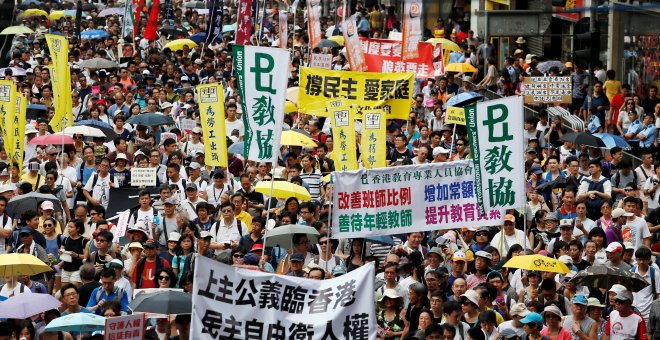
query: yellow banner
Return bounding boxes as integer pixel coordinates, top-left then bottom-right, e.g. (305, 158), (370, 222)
(445, 107), (466, 125)
(45, 34), (72, 132)
(197, 83), (228, 167)
(0, 81), (16, 158)
(360, 110), (387, 169)
(330, 106), (358, 171)
(10, 93), (26, 166)
(298, 67), (414, 120)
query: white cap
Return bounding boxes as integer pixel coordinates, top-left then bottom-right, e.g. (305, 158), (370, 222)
(168, 231), (181, 242)
(558, 255), (572, 265)
(432, 146), (450, 157)
(608, 284), (632, 301)
(605, 242), (623, 253)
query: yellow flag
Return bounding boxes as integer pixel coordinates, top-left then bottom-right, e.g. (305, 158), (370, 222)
(445, 107), (466, 125)
(11, 93), (26, 166)
(45, 34), (71, 131)
(0, 81), (16, 158)
(330, 106), (358, 171)
(197, 83), (228, 167)
(360, 109), (387, 169)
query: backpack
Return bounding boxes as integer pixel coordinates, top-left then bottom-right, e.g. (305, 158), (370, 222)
(631, 264), (656, 296)
(581, 177), (608, 219)
(135, 256), (165, 288)
(538, 291), (568, 316)
(209, 219), (244, 241)
(90, 173), (115, 188)
(613, 170), (637, 188)
(95, 286), (125, 304)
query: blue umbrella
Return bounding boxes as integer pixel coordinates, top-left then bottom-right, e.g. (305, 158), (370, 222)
(222, 24), (236, 33)
(81, 29), (109, 40)
(593, 133), (631, 150)
(227, 141), (244, 155)
(365, 235), (395, 246)
(443, 91), (484, 109)
(189, 32), (206, 43)
(45, 313), (106, 333)
(126, 113), (175, 126)
(74, 119), (117, 138)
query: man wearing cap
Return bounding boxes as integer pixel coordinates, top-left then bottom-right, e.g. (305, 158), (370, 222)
(287, 253), (305, 277)
(131, 241), (170, 289)
(497, 303), (529, 337)
(181, 127), (204, 159)
(605, 285), (647, 340)
(432, 146), (450, 163)
(563, 295), (598, 340)
(186, 162), (207, 192)
(491, 214), (529, 255)
(83, 158), (118, 209)
(180, 183), (206, 221)
(448, 251), (468, 288)
(472, 226), (492, 253)
(548, 219), (575, 254)
(128, 190), (163, 244)
(631, 246), (660, 328)
(621, 196), (652, 251)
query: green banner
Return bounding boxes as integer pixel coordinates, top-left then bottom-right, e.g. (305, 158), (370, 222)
(464, 104), (485, 215)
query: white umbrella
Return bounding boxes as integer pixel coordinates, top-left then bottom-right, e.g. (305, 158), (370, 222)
(0, 67), (26, 77)
(265, 224), (319, 249)
(63, 125), (106, 138)
(98, 7), (123, 17)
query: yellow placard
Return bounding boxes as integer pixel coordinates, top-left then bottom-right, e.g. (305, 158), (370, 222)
(445, 107), (466, 125)
(45, 34), (72, 132)
(360, 110), (387, 169)
(11, 93), (26, 166)
(0, 80), (16, 158)
(197, 83), (228, 167)
(298, 67), (414, 120)
(330, 106), (358, 171)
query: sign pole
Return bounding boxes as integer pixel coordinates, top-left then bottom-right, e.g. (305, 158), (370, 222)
(324, 178), (333, 273)
(261, 162), (278, 269)
(447, 124), (457, 159)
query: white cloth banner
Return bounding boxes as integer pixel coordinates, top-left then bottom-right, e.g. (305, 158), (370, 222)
(191, 256), (376, 340)
(234, 45), (288, 163)
(331, 161), (505, 238)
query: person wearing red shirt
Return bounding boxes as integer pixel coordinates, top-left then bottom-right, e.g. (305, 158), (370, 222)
(609, 84), (631, 131)
(604, 285), (648, 340)
(131, 241), (171, 289)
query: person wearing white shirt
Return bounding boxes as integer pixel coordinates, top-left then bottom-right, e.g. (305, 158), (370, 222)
(621, 197), (652, 251)
(180, 183), (206, 221)
(202, 171), (232, 208)
(180, 127), (205, 158)
(208, 201), (247, 255)
(643, 165), (660, 210)
(630, 247), (660, 326)
(490, 214), (530, 256)
(83, 158), (119, 210)
(186, 163), (207, 192)
(0, 197), (12, 254)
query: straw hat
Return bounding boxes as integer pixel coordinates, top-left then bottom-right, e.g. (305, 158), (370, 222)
(378, 288), (404, 309)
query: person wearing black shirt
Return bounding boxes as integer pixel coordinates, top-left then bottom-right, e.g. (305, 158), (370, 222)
(641, 85), (660, 114)
(387, 134), (413, 166)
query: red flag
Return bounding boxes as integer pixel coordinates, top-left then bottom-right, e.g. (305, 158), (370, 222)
(133, 0), (144, 37)
(235, 0), (252, 45)
(143, 0), (159, 41)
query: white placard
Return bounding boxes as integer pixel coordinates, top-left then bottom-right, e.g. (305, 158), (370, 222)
(160, 132), (177, 142)
(180, 118), (197, 132)
(310, 53), (333, 69)
(113, 210), (131, 240)
(130, 168), (157, 187)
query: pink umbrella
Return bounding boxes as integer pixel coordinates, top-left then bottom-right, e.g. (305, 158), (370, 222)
(28, 133), (74, 145)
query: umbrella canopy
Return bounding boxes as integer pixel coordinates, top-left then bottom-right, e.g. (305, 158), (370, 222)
(222, 24), (236, 33)
(28, 133), (74, 145)
(8, 192), (63, 218)
(570, 265), (648, 292)
(280, 130), (317, 147)
(161, 27), (189, 39)
(328, 35), (345, 46)
(189, 32), (206, 43)
(502, 254), (571, 274)
(285, 100), (297, 113)
(164, 39), (198, 51)
(81, 30), (110, 40)
(0, 253), (51, 277)
(559, 132), (606, 148)
(19, 9), (48, 18)
(129, 290), (192, 314)
(444, 92), (483, 108)
(254, 181), (311, 201)
(45, 313), (106, 333)
(81, 3), (96, 10)
(63, 125), (107, 138)
(365, 235), (395, 246)
(444, 62), (478, 74)
(0, 67), (26, 77)
(227, 141), (244, 155)
(425, 38), (460, 51)
(18, 0), (43, 9)
(48, 10), (65, 20)
(286, 87), (299, 105)
(27, 103), (48, 120)
(535, 176), (579, 196)
(74, 120), (117, 138)
(593, 133), (631, 149)
(537, 60), (566, 74)
(265, 224), (319, 249)
(79, 58), (118, 69)
(126, 113), (176, 127)
(316, 39), (340, 48)
(98, 7), (123, 17)
(0, 25), (34, 35)
(0, 292), (62, 318)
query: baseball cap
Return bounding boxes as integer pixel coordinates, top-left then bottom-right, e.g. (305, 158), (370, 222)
(559, 219), (573, 227)
(199, 231), (213, 239)
(611, 208), (633, 219)
(143, 241), (158, 248)
(188, 162), (201, 170)
(243, 253), (260, 265)
(526, 147), (538, 155)
(163, 197), (177, 205)
(180, 75), (190, 82)
(0, 184), (14, 193)
(510, 303), (530, 317)
(558, 255), (573, 265)
(571, 295), (588, 305)
(452, 251), (467, 262)
(605, 242), (623, 253)
(615, 289), (633, 301)
(587, 297), (605, 308)
(545, 212), (559, 221)
(608, 284), (628, 297)
(106, 258), (124, 269)
(185, 182), (198, 191)
(40, 201), (54, 210)
(475, 250), (492, 260)
(290, 253), (304, 262)
(332, 266), (347, 276)
(168, 232), (181, 242)
(519, 312), (543, 326)
(504, 214), (515, 223)
(432, 146), (450, 157)
(19, 227), (33, 235)
(128, 221), (149, 237)
(250, 243), (264, 252)
(542, 305), (563, 318)
(192, 126), (202, 134)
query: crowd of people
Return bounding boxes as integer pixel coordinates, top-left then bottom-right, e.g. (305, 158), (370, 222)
(0, 0), (658, 339)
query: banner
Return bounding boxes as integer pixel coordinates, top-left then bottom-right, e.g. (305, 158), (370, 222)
(306, 0), (322, 49)
(360, 110), (386, 169)
(74, 0), (82, 40)
(104, 313), (144, 340)
(278, 11), (287, 49)
(342, 15), (367, 72)
(143, 0), (160, 40)
(445, 107), (466, 125)
(0, 81), (15, 159)
(331, 161), (505, 238)
(465, 96), (526, 214)
(45, 34), (72, 132)
(402, 0), (422, 60)
(133, 0), (144, 37)
(330, 106), (358, 171)
(121, 0), (134, 38)
(235, 0), (253, 45)
(191, 256), (376, 340)
(11, 93), (26, 166)
(359, 37), (436, 78)
(130, 168), (157, 187)
(520, 76), (572, 104)
(234, 46), (288, 163)
(197, 83), (228, 167)
(310, 54), (332, 69)
(205, 0), (224, 45)
(298, 67), (414, 119)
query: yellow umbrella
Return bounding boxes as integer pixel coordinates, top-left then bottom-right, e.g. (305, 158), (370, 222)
(0, 253), (52, 277)
(254, 181), (311, 201)
(49, 10), (65, 20)
(0, 25), (34, 35)
(502, 254), (571, 274)
(444, 62), (478, 73)
(323, 173), (333, 183)
(285, 100), (297, 113)
(328, 35), (344, 46)
(426, 38), (460, 52)
(280, 130), (317, 147)
(286, 87), (299, 105)
(19, 9), (49, 19)
(163, 39), (198, 51)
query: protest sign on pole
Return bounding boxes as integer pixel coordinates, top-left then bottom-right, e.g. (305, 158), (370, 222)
(235, 0), (253, 45)
(359, 37), (435, 78)
(520, 76), (572, 104)
(11, 93), (26, 166)
(234, 46), (288, 163)
(331, 161), (505, 238)
(298, 67), (414, 119)
(330, 106), (358, 171)
(0, 81), (15, 159)
(204, 0), (223, 44)
(179, 118), (197, 133)
(45, 34), (72, 132)
(310, 54), (332, 69)
(402, 0), (422, 61)
(104, 313), (145, 340)
(130, 168), (157, 187)
(113, 210), (131, 239)
(360, 110), (387, 169)
(197, 83), (228, 167)
(465, 96), (526, 214)
(342, 14), (367, 72)
(445, 107), (466, 125)
(279, 10), (288, 49)
(191, 256), (376, 339)
(121, 0), (134, 38)
(307, 0), (322, 49)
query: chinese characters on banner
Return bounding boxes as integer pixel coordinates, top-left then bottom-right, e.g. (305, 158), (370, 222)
(331, 161), (505, 238)
(12, 93), (26, 166)
(204, 0), (224, 44)
(520, 76), (572, 104)
(197, 83), (228, 167)
(0, 81), (15, 162)
(235, 0), (253, 45)
(191, 257), (376, 340)
(307, 0), (322, 49)
(465, 96), (526, 214)
(359, 37), (437, 78)
(310, 54), (333, 69)
(330, 106), (358, 171)
(104, 313), (145, 340)
(360, 110), (386, 169)
(234, 46), (288, 163)
(402, 0), (422, 61)
(45, 34), (72, 132)
(444, 107), (466, 125)
(279, 11), (287, 49)
(121, 0), (134, 38)
(298, 67), (414, 120)
(342, 15), (367, 72)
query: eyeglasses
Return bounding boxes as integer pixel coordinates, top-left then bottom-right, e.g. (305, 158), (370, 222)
(44, 224), (54, 227)
(221, 209), (232, 213)
(63, 292), (77, 297)
(73, 136), (83, 139)
(456, 144), (465, 146)
(158, 276), (170, 281)
(48, 153), (57, 156)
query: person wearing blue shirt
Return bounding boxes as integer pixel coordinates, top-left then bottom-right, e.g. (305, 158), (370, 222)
(637, 114), (657, 149)
(87, 268), (129, 316)
(581, 81), (609, 130)
(60, 284), (93, 316)
(623, 110), (643, 146)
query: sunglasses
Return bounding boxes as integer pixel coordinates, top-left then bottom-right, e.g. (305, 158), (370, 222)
(158, 276), (170, 280)
(318, 240), (328, 245)
(44, 224), (54, 227)
(96, 239), (107, 242)
(73, 136), (84, 139)
(233, 254), (242, 258)
(222, 209), (232, 213)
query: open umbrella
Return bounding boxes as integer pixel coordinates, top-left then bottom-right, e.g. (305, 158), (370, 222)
(0, 292), (62, 318)
(0, 26), (34, 35)
(28, 133), (74, 145)
(63, 125), (107, 138)
(81, 3), (97, 10)
(189, 32), (206, 43)
(280, 130), (317, 147)
(74, 120), (117, 138)
(126, 113), (175, 127)
(286, 87), (299, 105)
(19, 9), (48, 18)
(98, 7), (123, 17)
(285, 100), (298, 113)
(222, 24), (236, 33)
(425, 38), (460, 52)
(8, 192), (63, 218)
(0, 67), (26, 77)
(443, 91), (483, 108)
(255, 181), (311, 201)
(161, 27), (189, 39)
(26, 103), (49, 120)
(129, 290), (191, 314)
(18, 0), (43, 9)
(0, 253), (51, 277)
(45, 313), (106, 333)
(559, 132), (606, 148)
(570, 265), (648, 292)
(502, 254), (571, 274)
(365, 235), (395, 246)
(79, 58), (118, 69)
(163, 39), (198, 51)
(48, 10), (65, 20)
(536, 60), (566, 74)
(316, 39), (340, 48)
(328, 35), (344, 46)
(593, 133), (631, 149)
(227, 141), (244, 155)
(81, 30), (110, 40)
(444, 62), (478, 74)
(265, 224), (319, 249)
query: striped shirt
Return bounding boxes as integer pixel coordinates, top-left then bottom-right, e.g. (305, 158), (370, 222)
(300, 168), (322, 200)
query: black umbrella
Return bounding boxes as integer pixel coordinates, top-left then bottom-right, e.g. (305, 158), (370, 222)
(559, 132), (606, 148)
(535, 176), (572, 195)
(126, 113), (176, 127)
(129, 290), (192, 315)
(160, 27), (188, 39)
(7, 193), (62, 218)
(316, 39), (340, 48)
(570, 265), (648, 292)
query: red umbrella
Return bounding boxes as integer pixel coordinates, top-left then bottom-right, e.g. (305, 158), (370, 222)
(28, 133), (74, 145)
